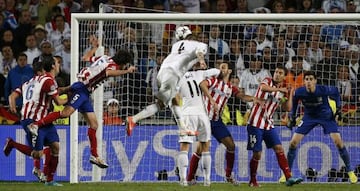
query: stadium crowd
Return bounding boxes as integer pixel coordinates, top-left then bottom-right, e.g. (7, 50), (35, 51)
(0, 0), (360, 125)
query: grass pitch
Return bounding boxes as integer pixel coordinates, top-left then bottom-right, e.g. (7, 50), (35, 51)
(0, 182), (359, 191)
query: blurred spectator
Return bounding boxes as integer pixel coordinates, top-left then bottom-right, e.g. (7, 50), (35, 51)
(23, 34), (41, 65)
(341, 25), (359, 46)
(103, 98), (124, 125)
(57, 0), (81, 23)
(289, 41), (311, 70)
(228, 38), (245, 78)
(32, 39), (53, 64)
(14, 9), (33, 52)
(33, 24), (47, 47)
(345, 0), (359, 12)
(26, 0), (51, 26)
(80, 0), (98, 13)
(284, 25), (300, 49)
(234, 0), (250, 13)
(47, 14), (71, 55)
(243, 39), (258, 67)
(4, 53), (33, 108)
(272, 34), (295, 64)
(171, 1), (186, 13)
(307, 34), (323, 66)
(214, 0), (228, 13)
(298, 0), (316, 13)
(171, 0), (209, 13)
(58, 33), (71, 75)
(270, 0), (285, 13)
(239, 56), (270, 111)
(337, 65), (352, 102)
(262, 46), (276, 73)
(116, 27), (139, 65)
(145, 52), (164, 103)
(0, 0), (18, 30)
(0, 29), (21, 56)
(44, 6), (69, 33)
(347, 44), (359, 80)
(285, 56), (305, 89)
(0, 44), (17, 77)
(139, 42), (157, 75)
(209, 25), (230, 60)
(253, 6), (271, 13)
(254, 25), (273, 54)
(322, 0), (346, 13)
(314, 43), (337, 86)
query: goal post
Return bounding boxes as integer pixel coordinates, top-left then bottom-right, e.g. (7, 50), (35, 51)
(70, 13), (360, 183)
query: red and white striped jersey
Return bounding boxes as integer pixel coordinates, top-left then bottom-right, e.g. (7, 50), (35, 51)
(15, 73), (59, 121)
(78, 55), (119, 89)
(248, 77), (286, 130)
(203, 77), (239, 121)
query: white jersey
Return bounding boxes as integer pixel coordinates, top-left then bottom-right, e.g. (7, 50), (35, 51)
(77, 55), (119, 88)
(239, 69), (271, 108)
(160, 40), (207, 78)
(178, 68), (220, 115)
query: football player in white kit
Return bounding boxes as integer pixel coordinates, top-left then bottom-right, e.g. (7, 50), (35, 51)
(27, 49), (136, 168)
(176, 62), (219, 186)
(126, 26), (208, 136)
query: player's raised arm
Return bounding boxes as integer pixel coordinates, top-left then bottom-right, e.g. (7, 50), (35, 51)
(106, 65), (136, 77)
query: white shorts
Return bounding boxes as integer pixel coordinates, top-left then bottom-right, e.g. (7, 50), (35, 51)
(156, 68), (180, 106)
(178, 113), (211, 143)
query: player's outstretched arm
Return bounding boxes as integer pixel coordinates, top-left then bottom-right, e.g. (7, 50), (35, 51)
(106, 66), (136, 77)
(82, 47), (97, 61)
(8, 91), (20, 113)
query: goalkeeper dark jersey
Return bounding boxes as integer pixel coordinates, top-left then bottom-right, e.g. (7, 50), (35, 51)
(291, 85), (340, 120)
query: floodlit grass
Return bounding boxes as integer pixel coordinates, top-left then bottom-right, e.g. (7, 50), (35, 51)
(0, 182), (359, 191)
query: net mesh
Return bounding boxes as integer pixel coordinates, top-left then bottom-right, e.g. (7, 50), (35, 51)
(74, 12), (360, 182)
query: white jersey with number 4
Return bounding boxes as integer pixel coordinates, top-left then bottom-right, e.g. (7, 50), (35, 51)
(160, 40), (207, 78)
(77, 55), (119, 88)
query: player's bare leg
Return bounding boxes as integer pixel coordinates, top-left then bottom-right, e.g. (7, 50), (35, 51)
(83, 112), (108, 168)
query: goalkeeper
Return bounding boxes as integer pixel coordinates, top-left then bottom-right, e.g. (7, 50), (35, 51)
(285, 70), (358, 184)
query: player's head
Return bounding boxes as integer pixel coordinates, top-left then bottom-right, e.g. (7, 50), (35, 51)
(218, 62), (231, 79)
(192, 61), (207, 70)
(43, 55), (60, 75)
(175, 26), (192, 40)
(304, 70), (317, 91)
(273, 64), (287, 83)
(42, 55), (55, 72)
(112, 49), (133, 69)
(33, 61), (44, 75)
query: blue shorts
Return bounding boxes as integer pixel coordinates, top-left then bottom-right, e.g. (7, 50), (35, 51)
(21, 119), (59, 151)
(246, 125), (281, 152)
(295, 118), (339, 135)
(211, 120), (232, 143)
(69, 82), (94, 113)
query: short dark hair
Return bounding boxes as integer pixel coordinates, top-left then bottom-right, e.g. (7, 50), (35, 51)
(304, 70), (317, 79)
(32, 61), (43, 73)
(275, 63), (287, 73)
(112, 49), (132, 66)
(42, 55), (55, 72)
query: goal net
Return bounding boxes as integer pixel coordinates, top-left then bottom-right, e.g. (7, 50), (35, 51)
(70, 12), (360, 183)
